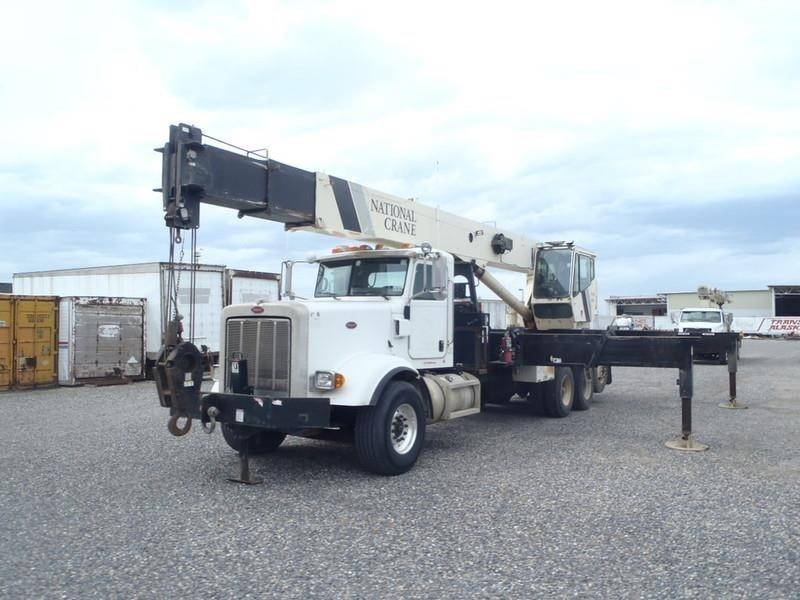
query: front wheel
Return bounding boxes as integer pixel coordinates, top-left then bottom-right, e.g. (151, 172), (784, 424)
(221, 424), (286, 455)
(543, 367), (574, 418)
(355, 381), (426, 475)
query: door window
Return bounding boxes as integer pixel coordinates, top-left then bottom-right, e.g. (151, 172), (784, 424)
(412, 260), (448, 300)
(577, 254), (594, 293)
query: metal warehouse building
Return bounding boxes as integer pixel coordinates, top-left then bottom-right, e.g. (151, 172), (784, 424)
(770, 285), (800, 316)
(608, 286), (800, 318)
(605, 285), (800, 334)
(664, 289), (772, 317)
(606, 295), (667, 316)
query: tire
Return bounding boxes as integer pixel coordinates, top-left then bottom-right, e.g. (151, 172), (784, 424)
(572, 367), (593, 411)
(221, 424), (286, 455)
(355, 381), (426, 475)
(543, 366), (574, 418)
(592, 366), (609, 393)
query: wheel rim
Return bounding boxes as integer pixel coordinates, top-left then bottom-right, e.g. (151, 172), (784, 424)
(390, 403), (418, 455)
(560, 377), (574, 409)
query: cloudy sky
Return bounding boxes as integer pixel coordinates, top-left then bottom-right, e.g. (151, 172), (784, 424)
(1, 1), (798, 306)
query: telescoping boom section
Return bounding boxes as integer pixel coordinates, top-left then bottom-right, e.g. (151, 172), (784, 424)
(159, 123), (534, 272)
(153, 123), (744, 482)
(158, 123), (599, 329)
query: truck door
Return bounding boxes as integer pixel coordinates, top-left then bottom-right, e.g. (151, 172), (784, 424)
(409, 257), (448, 359)
(571, 253), (595, 324)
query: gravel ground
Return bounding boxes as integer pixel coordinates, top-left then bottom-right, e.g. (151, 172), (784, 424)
(1, 339), (798, 598)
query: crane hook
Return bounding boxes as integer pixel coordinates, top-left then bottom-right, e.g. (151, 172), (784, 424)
(167, 414), (192, 436)
(202, 406), (220, 434)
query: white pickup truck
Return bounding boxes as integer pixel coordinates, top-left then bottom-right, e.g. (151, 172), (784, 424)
(676, 307), (730, 334)
(676, 307), (739, 362)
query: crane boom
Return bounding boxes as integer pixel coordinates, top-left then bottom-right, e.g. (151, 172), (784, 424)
(159, 123), (536, 273)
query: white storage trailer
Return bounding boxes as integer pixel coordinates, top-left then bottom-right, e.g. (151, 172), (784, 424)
(58, 296), (147, 385)
(13, 263), (280, 367)
(226, 269), (280, 305)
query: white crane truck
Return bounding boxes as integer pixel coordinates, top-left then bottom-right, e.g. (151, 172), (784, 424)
(154, 124), (741, 480)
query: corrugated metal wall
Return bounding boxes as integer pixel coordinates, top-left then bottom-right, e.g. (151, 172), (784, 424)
(58, 297), (146, 385)
(0, 296), (58, 390)
(0, 297), (12, 389)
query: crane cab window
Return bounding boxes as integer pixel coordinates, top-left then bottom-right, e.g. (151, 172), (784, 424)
(534, 249), (573, 299)
(575, 254), (595, 294)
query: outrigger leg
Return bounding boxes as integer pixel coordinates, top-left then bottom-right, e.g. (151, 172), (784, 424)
(719, 345), (747, 409)
(228, 436), (264, 485)
(666, 361), (710, 452)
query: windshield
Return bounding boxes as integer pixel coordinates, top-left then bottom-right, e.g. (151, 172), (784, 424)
(681, 310), (722, 323)
(534, 249), (573, 298)
(315, 257), (409, 297)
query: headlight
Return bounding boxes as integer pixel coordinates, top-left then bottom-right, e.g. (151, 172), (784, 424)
(314, 371), (345, 390)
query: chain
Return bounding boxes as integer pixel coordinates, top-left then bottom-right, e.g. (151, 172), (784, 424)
(174, 239), (185, 318)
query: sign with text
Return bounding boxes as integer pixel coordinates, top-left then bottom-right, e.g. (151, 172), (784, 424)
(758, 318), (800, 335)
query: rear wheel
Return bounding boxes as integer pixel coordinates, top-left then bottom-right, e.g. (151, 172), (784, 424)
(221, 424), (286, 455)
(543, 367), (574, 418)
(592, 366), (609, 393)
(572, 367), (593, 411)
(355, 381), (426, 475)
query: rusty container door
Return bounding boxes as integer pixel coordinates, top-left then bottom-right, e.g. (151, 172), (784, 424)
(0, 296), (12, 390)
(13, 296), (58, 388)
(71, 297), (146, 382)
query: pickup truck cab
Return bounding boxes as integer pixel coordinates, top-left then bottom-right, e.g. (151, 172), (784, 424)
(676, 308), (729, 334)
(676, 307), (739, 362)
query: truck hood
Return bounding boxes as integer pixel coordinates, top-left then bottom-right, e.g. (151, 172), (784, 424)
(222, 298), (402, 397)
(679, 321), (726, 331)
(302, 298), (398, 373)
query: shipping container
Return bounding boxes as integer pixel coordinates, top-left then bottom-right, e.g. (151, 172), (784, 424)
(0, 295), (58, 390)
(226, 269), (280, 305)
(0, 296), (12, 389)
(13, 263), (225, 364)
(58, 297), (147, 385)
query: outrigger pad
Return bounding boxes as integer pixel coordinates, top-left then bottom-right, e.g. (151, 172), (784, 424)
(665, 436), (709, 452)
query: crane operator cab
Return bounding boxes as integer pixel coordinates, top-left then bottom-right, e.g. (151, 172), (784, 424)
(528, 242), (597, 329)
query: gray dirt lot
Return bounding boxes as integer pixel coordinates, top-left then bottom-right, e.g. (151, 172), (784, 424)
(1, 339), (798, 598)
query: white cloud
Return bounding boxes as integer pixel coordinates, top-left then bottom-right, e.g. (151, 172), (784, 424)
(0, 0), (798, 298)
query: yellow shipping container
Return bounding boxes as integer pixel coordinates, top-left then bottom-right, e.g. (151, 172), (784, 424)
(0, 295), (58, 390)
(0, 297), (12, 389)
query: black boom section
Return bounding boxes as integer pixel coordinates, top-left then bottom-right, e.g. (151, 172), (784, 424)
(516, 331), (692, 369)
(158, 123), (316, 229)
(514, 330), (738, 370)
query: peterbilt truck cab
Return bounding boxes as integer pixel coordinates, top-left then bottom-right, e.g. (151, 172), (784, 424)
(218, 245), (457, 407)
(209, 244), (487, 475)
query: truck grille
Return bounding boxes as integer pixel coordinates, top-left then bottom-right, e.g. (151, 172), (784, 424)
(226, 318), (290, 395)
